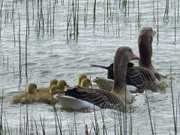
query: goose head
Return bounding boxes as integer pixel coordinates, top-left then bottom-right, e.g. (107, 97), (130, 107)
(80, 78), (92, 88)
(26, 83), (37, 94)
(138, 27), (155, 69)
(112, 47), (138, 103)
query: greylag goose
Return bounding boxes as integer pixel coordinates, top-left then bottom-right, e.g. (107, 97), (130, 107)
(92, 27), (164, 92)
(54, 47), (138, 111)
(138, 27), (164, 80)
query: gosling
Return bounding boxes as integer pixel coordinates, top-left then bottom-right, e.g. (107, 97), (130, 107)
(11, 83), (38, 104)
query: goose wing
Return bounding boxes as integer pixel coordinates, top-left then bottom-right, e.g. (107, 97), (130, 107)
(65, 87), (126, 111)
(127, 66), (158, 91)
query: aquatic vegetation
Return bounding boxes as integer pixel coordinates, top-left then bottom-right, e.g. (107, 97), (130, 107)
(0, 0), (180, 134)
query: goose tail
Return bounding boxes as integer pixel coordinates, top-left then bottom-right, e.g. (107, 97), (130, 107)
(90, 64), (109, 70)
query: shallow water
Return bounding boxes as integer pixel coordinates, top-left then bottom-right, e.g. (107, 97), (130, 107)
(1, 0), (180, 134)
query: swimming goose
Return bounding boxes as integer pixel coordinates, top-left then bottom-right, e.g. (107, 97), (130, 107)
(54, 47), (138, 111)
(138, 27), (163, 80)
(92, 27), (164, 92)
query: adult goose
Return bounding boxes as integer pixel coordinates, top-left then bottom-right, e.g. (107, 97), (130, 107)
(92, 27), (164, 92)
(54, 47), (138, 111)
(92, 27), (161, 80)
(138, 27), (162, 80)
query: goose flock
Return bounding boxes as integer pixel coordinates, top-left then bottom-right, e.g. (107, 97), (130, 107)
(11, 27), (167, 112)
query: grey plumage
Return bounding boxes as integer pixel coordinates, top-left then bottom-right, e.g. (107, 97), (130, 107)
(65, 87), (128, 111)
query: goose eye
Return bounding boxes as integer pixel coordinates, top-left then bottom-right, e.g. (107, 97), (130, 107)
(128, 48), (132, 53)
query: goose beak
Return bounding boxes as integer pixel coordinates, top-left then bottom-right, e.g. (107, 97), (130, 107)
(131, 53), (139, 60)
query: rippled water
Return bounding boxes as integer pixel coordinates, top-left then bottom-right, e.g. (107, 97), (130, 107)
(1, 0), (180, 134)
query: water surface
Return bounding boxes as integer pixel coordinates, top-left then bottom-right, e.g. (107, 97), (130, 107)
(0, 0), (180, 134)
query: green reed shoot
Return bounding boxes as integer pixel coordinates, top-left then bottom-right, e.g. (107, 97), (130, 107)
(122, 0), (127, 16)
(178, 0), (180, 21)
(18, 14), (22, 86)
(92, 108), (100, 135)
(145, 91), (155, 135)
(152, 0), (156, 22)
(100, 110), (108, 135)
(163, 0), (169, 23)
(53, 105), (63, 135)
(0, 90), (4, 135)
(156, 0), (159, 45)
(25, 0), (29, 82)
(137, 0), (140, 29)
(40, 116), (46, 135)
(174, 0), (177, 45)
(93, 0), (96, 32)
(0, 0), (4, 40)
(170, 65), (177, 135)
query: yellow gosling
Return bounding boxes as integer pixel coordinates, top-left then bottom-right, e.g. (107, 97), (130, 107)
(11, 83), (38, 104)
(37, 79), (58, 92)
(26, 83), (37, 94)
(80, 78), (92, 88)
(49, 84), (61, 95)
(50, 79), (58, 86)
(34, 81), (69, 105)
(57, 80), (69, 92)
(34, 85), (59, 105)
(93, 77), (113, 91)
(78, 74), (87, 86)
